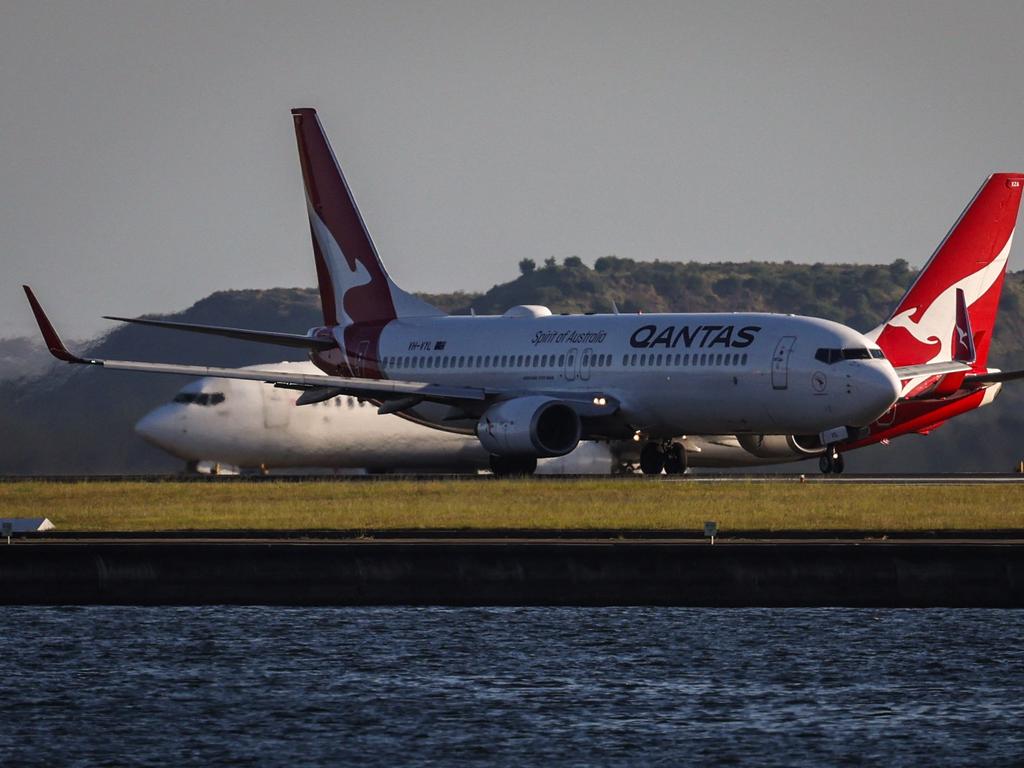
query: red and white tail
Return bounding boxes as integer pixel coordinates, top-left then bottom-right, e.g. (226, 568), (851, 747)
(291, 108), (443, 328)
(868, 173), (1024, 368)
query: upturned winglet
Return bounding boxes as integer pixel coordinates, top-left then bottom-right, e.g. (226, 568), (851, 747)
(22, 286), (93, 364)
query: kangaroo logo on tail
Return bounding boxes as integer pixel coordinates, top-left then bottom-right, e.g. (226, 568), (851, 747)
(868, 174), (1023, 368)
(292, 108), (444, 378)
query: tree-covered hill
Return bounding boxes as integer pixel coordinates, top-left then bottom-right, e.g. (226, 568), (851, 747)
(2, 259), (1023, 474)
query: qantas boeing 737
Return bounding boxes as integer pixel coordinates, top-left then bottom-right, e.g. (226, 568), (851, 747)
(23, 108), (1024, 476)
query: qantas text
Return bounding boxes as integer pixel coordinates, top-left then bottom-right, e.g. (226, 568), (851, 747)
(629, 324), (762, 349)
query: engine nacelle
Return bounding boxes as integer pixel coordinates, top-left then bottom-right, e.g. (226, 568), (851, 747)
(476, 396), (581, 458)
(736, 433), (825, 460)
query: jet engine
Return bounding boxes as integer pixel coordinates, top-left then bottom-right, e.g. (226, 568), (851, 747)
(476, 396), (581, 458)
(736, 433), (826, 460)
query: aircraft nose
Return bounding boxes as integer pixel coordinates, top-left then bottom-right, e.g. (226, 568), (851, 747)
(134, 404), (184, 452)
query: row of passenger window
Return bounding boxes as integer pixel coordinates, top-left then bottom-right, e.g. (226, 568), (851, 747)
(385, 352), (591, 371)
(382, 350), (748, 371)
(623, 352), (749, 367)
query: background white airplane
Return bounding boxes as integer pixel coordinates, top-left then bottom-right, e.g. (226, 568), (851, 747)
(133, 361), (614, 474)
(134, 362), (833, 475)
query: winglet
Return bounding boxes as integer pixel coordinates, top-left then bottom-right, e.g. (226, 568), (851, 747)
(22, 286), (91, 364)
(952, 287), (977, 364)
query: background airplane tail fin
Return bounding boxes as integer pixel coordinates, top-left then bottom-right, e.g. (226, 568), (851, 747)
(868, 173), (1024, 368)
(291, 108), (444, 328)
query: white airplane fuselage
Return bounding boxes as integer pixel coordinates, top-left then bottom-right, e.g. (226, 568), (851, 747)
(136, 362), (492, 472)
(329, 311), (899, 439)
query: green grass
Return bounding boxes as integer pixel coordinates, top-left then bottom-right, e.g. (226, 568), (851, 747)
(1, 479), (1022, 532)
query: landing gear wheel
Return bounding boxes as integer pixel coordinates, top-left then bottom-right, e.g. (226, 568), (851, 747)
(833, 453), (845, 475)
(663, 442), (687, 475)
(489, 455), (538, 478)
(819, 454), (834, 474)
(640, 442), (666, 475)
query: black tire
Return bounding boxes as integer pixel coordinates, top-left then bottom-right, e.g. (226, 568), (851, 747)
(640, 443), (666, 475)
(833, 453), (845, 475)
(818, 454), (833, 474)
(489, 455), (538, 477)
(663, 442), (687, 475)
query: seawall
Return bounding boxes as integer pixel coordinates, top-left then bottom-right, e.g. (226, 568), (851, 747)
(3, 535), (1023, 606)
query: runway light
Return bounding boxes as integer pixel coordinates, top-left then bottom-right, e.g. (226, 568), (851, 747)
(704, 521), (718, 545)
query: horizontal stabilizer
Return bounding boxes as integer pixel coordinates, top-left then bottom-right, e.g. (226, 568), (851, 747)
(103, 315), (336, 350)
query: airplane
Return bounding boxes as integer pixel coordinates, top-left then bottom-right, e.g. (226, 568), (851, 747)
(135, 361), (616, 475)
(134, 362), (817, 475)
(23, 108), (1022, 477)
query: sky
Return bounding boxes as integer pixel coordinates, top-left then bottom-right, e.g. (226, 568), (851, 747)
(3, 0), (1024, 339)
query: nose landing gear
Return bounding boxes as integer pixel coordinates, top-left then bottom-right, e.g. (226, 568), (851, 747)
(640, 441), (687, 475)
(818, 446), (845, 475)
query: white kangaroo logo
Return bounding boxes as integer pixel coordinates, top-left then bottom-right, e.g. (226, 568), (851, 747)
(867, 231), (1013, 364)
(308, 204), (373, 329)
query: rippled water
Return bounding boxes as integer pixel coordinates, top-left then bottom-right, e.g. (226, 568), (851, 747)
(1, 608), (1022, 766)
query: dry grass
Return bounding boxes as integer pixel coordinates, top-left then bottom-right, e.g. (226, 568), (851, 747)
(0, 479), (1021, 532)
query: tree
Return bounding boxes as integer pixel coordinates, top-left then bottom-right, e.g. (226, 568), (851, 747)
(544, 256), (557, 269)
(563, 255), (584, 269)
(518, 258), (536, 275)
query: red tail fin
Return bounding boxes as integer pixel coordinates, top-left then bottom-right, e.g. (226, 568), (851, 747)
(291, 108), (442, 328)
(869, 174), (1024, 367)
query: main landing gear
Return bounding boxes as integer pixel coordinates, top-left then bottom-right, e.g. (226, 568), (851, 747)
(818, 446), (845, 475)
(640, 441), (687, 475)
(489, 454), (538, 478)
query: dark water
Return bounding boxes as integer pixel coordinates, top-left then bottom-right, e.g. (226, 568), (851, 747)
(1, 608), (1022, 766)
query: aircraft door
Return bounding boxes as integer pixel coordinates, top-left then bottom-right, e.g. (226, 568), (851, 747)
(580, 348), (593, 381)
(261, 384), (291, 428)
(564, 348), (578, 380)
(771, 336), (796, 390)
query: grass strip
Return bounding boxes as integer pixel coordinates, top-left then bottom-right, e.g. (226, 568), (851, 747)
(0, 480), (1021, 532)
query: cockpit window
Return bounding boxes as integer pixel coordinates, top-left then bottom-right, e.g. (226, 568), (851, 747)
(173, 392), (224, 405)
(842, 348), (871, 360)
(814, 347), (881, 365)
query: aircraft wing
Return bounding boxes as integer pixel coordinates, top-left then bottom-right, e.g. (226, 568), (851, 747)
(102, 315), (336, 350)
(26, 287), (621, 417)
(963, 368), (1024, 385)
(892, 360), (972, 380)
(25, 286), (485, 407)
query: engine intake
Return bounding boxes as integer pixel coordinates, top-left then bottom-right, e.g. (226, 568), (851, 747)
(476, 396), (581, 458)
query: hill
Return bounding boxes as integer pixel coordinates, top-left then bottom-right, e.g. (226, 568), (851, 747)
(2, 259), (1022, 474)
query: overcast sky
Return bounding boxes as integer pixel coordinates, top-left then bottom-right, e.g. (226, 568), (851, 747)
(3, 1), (1024, 339)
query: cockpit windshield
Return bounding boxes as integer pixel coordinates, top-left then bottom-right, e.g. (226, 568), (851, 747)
(814, 347), (885, 365)
(173, 392), (225, 405)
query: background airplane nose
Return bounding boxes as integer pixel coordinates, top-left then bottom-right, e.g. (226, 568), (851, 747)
(134, 406), (180, 450)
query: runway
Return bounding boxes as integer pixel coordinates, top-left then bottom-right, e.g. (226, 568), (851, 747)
(3, 472), (1024, 484)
